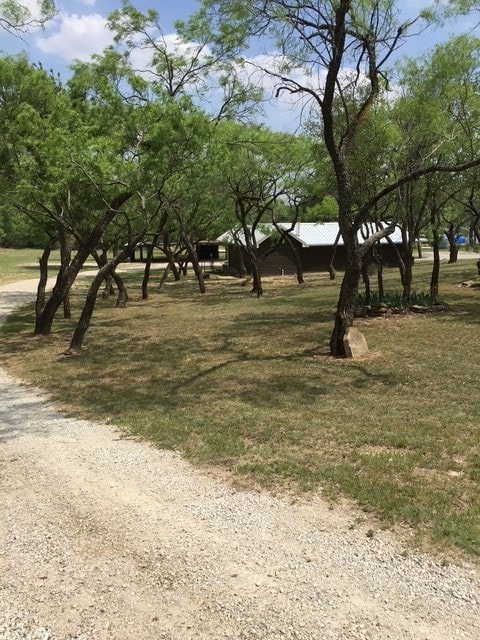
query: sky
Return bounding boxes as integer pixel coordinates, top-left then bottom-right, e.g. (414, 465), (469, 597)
(1, 1), (478, 131)
(1, 1), (200, 65)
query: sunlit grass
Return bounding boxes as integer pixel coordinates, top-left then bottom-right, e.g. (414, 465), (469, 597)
(1, 257), (480, 559)
(0, 248), (50, 285)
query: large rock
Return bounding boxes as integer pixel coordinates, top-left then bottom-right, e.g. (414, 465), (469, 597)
(343, 327), (369, 358)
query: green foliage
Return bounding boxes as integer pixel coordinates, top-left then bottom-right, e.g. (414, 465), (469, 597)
(355, 289), (438, 309)
(433, 0), (480, 20)
(0, 0), (56, 34)
(0, 207), (48, 248)
(303, 196), (338, 222)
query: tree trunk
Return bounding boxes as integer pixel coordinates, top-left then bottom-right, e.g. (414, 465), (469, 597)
(448, 244), (458, 264)
(183, 234), (206, 294)
(35, 240), (53, 320)
(430, 217), (441, 300)
(112, 271), (128, 308)
(103, 275), (115, 298)
(102, 250), (115, 299)
(396, 225), (415, 302)
(159, 263), (171, 289)
(445, 223), (458, 263)
(34, 192), (132, 336)
(361, 260), (371, 307)
(376, 256), (384, 301)
(66, 237), (142, 353)
(91, 249), (115, 298)
(142, 233), (160, 300)
(328, 232), (341, 280)
(329, 247), (362, 357)
(67, 271), (107, 353)
(162, 238), (181, 281)
(237, 244), (247, 277)
(58, 229), (75, 320)
(402, 252), (414, 302)
(286, 235), (304, 284)
(241, 225), (263, 297)
(250, 260), (263, 297)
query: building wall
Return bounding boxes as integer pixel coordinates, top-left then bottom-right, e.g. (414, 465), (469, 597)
(226, 238), (402, 275)
(259, 239), (298, 276)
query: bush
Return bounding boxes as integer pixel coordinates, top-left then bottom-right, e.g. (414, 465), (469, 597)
(356, 290), (437, 310)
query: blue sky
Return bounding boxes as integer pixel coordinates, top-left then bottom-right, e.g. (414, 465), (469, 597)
(1, 1), (200, 67)
(2, 1), (477, 71)
(1, 1), (478, 131)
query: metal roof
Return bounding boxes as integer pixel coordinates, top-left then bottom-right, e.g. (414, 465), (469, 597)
(216, 227), (271, 245)
(217, 222), (403, 247)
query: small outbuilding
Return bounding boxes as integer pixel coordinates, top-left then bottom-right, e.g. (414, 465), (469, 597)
(217, 222), (404, 276)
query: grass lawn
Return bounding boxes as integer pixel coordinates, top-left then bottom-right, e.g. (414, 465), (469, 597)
(0, 248), (51, 285)
(1, 256), (480, 559)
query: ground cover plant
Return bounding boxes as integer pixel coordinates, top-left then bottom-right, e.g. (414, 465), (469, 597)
(1, 258), (479, 559)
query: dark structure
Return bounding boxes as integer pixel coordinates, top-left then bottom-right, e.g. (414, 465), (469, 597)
(126, 240), (222, 264)
(217, 222), (403, 276)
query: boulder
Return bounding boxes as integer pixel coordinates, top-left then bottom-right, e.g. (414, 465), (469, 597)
(343, 327), (369, 359)
(410, 305), (429, 313)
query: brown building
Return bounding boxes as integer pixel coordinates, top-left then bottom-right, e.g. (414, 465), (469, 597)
(217, 222), (403, 276)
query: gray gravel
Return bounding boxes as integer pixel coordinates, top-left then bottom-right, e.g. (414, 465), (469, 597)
(1, 279), (479, 639)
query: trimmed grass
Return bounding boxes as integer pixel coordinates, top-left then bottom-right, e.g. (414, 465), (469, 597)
(0, 248), (49, 285)
(0, 248), (99, 286)
(1, 258), (480, 559)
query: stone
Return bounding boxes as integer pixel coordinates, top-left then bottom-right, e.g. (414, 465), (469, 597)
(354, 307), (368, 318)
(368, 304), (391, 317)
(410, 305), (429, 313)
(343, 327), (369, 358)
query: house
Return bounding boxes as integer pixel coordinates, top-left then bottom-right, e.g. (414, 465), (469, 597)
(216, 222), (404, 276)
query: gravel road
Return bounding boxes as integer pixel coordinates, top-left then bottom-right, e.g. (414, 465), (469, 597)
(1, 279), (479, 640)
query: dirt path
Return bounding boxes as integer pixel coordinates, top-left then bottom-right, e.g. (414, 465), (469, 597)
(1, 280), (479, 640)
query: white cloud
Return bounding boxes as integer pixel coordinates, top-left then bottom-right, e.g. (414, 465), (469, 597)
(36, 12), (114, 62)
(3, 0), (55, 32)
(18, 0), (44, 16)
(238, 53), (322, 131)
(128, 33), (211, 74)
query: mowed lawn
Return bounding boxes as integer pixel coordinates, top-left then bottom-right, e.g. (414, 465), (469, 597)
(0, 248), (50, 285)
(1, 256), (480, 559)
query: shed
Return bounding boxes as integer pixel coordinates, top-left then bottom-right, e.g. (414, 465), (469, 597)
(217, 222), (404, 276)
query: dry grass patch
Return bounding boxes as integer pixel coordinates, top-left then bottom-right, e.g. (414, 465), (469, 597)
(1, 261), (480, 559)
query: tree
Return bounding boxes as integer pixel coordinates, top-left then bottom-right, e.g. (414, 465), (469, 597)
(0, 0), (56, 35)
(394, 33), (480, 291)
(212, 121), (312, 296)
(193, 1), (480, 355)
(107, 0), (261, 121)
(0, 54), (139, 334)
(434, 0), (480, 19)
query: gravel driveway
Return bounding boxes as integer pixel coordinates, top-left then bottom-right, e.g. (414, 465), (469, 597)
(0, 279), (479, 640)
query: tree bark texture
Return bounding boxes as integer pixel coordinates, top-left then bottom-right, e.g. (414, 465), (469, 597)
(59, 228), (75, 320)
(35, 241), (53, 320)
(34, 192), (132, 336)
(430, 223), (441, 299)
(113, 272), (128, 308)
(329, 234), (362, 357)
(142, 233), (160, 300)
(183, 234), (206, 294)
(67, 235), (142, 352)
